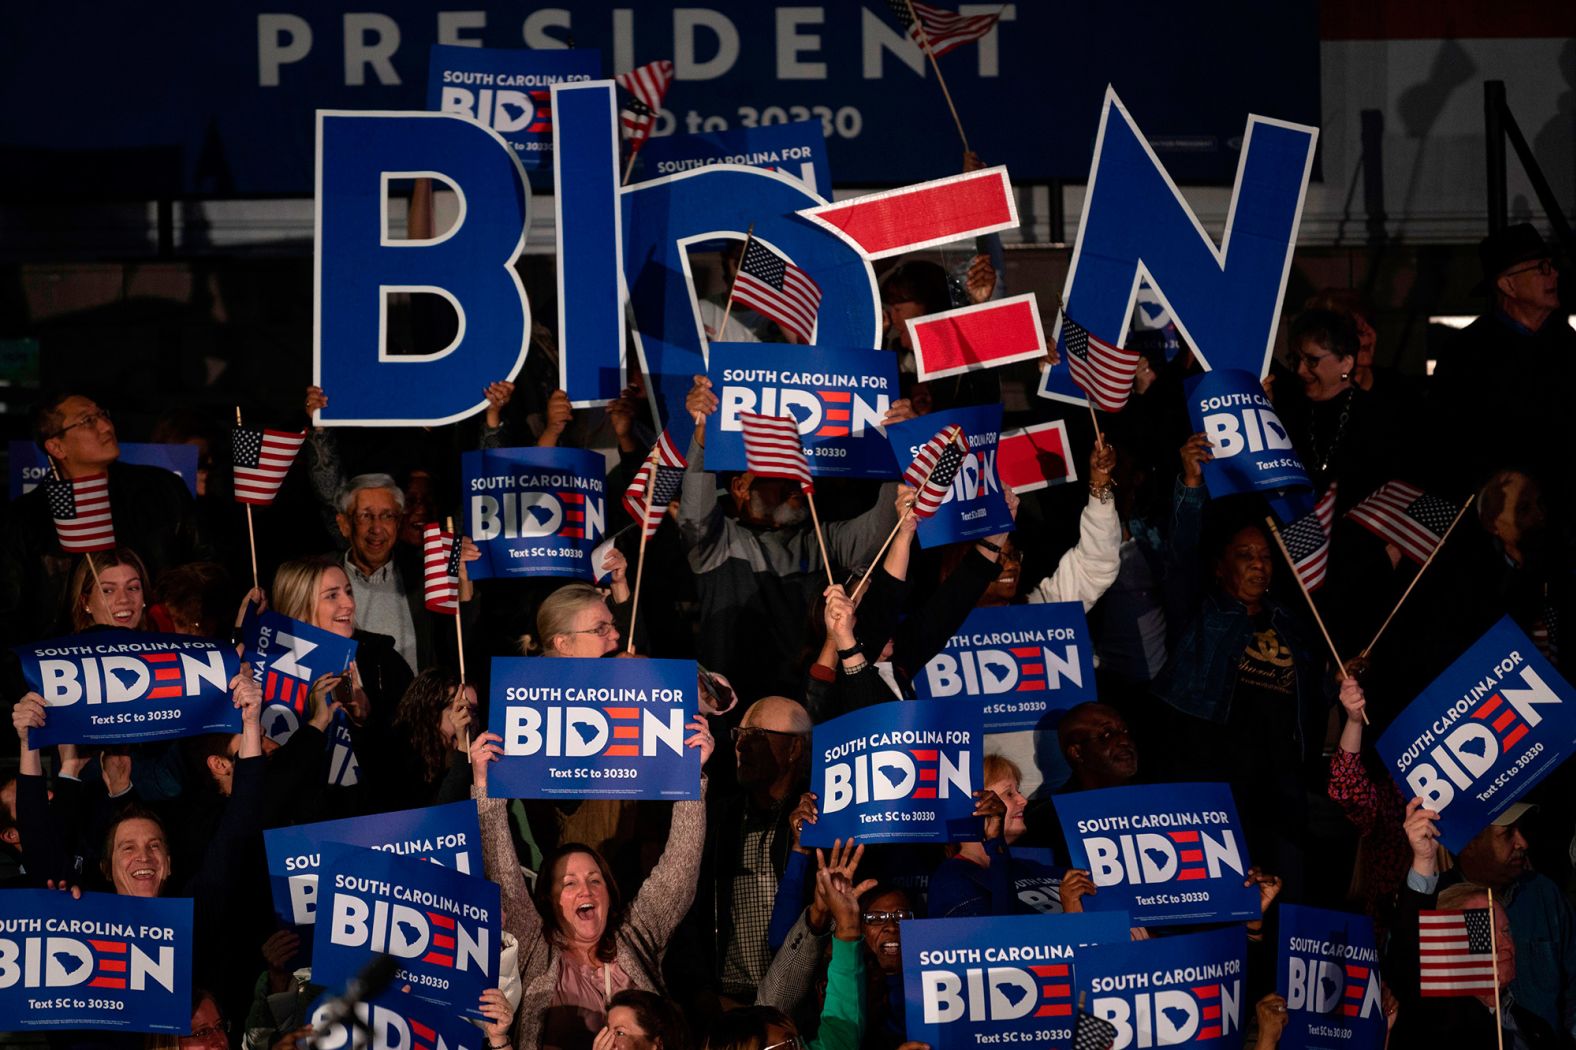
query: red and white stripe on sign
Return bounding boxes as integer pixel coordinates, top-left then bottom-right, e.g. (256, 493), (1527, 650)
(996, 421), (1076, 494)
(797, 167), (1018, 259)
(908, 293), (1047, 382)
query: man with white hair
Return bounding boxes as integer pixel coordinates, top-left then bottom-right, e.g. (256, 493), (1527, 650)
(334, 472), (423, 672)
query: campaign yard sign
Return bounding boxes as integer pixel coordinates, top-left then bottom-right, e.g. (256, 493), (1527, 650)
(1055, 782), (1261, 926)
(489, 656), (700, 799)
(635, 119), (832, 195)
(264, 801), (483, 964)
(463, 446), (606, 580)
(1186, 368), (1310, 500)
(1078, 925), (1249, 1050)
(884, 405), (1012, 548)
(0, 891), (192, 1034)
(243, 608), (357, 739)
(9, 441), (199, 500)
(1376, 616), (1576, 851)
(428, 45), (600, 173)
(704, 343), (899, 479)
(902, 911), (1131, 1050)
(309, 988), (487, 1050)
(913, 603), (1097, 731)
(801, 699), (983, 848)
(312, 842), (500, 1019)
(1277, 905), (1385, 1050)
(16, 633), (240, 747)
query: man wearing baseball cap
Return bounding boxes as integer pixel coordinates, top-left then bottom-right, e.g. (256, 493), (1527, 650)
(1430, 223), (1575, 500)
(1403, 799), (1576, 1038)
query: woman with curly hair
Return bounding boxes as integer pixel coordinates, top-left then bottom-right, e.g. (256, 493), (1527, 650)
(384, 666), (477, 809)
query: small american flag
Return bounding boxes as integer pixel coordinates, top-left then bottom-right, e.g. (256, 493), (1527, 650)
(740, 412), (813, 493)
(233, 426), (306, 506)
(623, 431), (688, 538)
(616, 60), (674, 157)
(47, 473), (115, 553)
(731, 239), (823, 344)
(422, 524), (462, 615)
(1062, 316), (1142, 413)
(1280, 485), (1337, 591)
(1419, 908), (1499, 997)
(903, 424), (969, 519)
(885, 0), (1003, 58)
(1345, 481), (1461, 565)
(1073, 1009), (1118, 1050)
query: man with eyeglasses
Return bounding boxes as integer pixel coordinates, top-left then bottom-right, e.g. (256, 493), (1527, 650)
(1, 392), (209, 641)
(1431, 223), (1575, 502)
(332, 473), (428, 673)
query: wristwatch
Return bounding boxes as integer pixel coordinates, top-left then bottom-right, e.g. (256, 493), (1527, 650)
(836, 643), (863, 660)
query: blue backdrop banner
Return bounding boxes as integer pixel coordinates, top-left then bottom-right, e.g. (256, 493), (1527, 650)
(704, 343), (899, 479)
(16, 633), (240, 747)
(912, 603), (1097, 731)
(427, 45), (600, 176)
(0, 891), (193, 1034)
(1277, 904), (1385, 1050)
(1077, 926), (1249, 1049)
(0, 4), (1318, 194)
(463, 446), (606, 580)
(1054, 782), (1261, 926)
(901, 911), (1130, 1050)
(488, 656), (700, 799)
(312, 842), (500, 1018)
(801, 699), (983, 847)
(884, 405), (1011, 548)
(1375, 616), (1576, 851)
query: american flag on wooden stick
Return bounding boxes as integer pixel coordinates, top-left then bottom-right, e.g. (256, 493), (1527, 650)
(740, 412), (813, 494)
(902, 424), (969, 519)
(47, 473), (115, 553)
(885, 0), (1003, 58)
(1279, 485), (1337, 591)
(616, 60), (674, 157)
(1062, 316), (1142, 413)
(623, 431), (688, 538)
(731, 239), (822, 344)
(232, 426), (306, 506)
(1419, 908), (1499, 997)
(422, 524), (462, 615)
(1345, 481), (1461, 565)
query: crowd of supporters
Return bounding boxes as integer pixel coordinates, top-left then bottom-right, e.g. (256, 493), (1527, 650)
(0, 218), (1573, 1050)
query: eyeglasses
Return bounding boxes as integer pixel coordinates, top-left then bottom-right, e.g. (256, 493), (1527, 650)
(52, 409), (111, 438)
(861, 910), (914, 926)
(1503, 259), (1556, 278)
(568, 621), (618, 638)
(351, 510), (401, 526)
(762, 1037), (805, 1050)
(730, 726), (805, 744)
(1296, 352), (1333, 370)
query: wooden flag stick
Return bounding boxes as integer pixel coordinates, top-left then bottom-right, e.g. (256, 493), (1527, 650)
(1489, 886), (1504, 1050)
(1265, 516), (1368, 725)
(716, 223), (756, 343)
(904, 0), (971, 152)
(235, 407), (259, 591)
(1359, 495), (1475, 660)
(1086, 403), (1104, 450)
(622, 149), (639, 187)
(445, 515), (470, 752)
(805, 488), (836, 588)
(626, 468), (657, 654)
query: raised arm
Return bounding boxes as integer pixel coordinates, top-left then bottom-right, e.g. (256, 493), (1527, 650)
(623, 717), (713, 949)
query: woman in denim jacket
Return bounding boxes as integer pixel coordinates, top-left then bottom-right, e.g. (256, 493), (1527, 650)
(1150, 434), (1335, 898)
